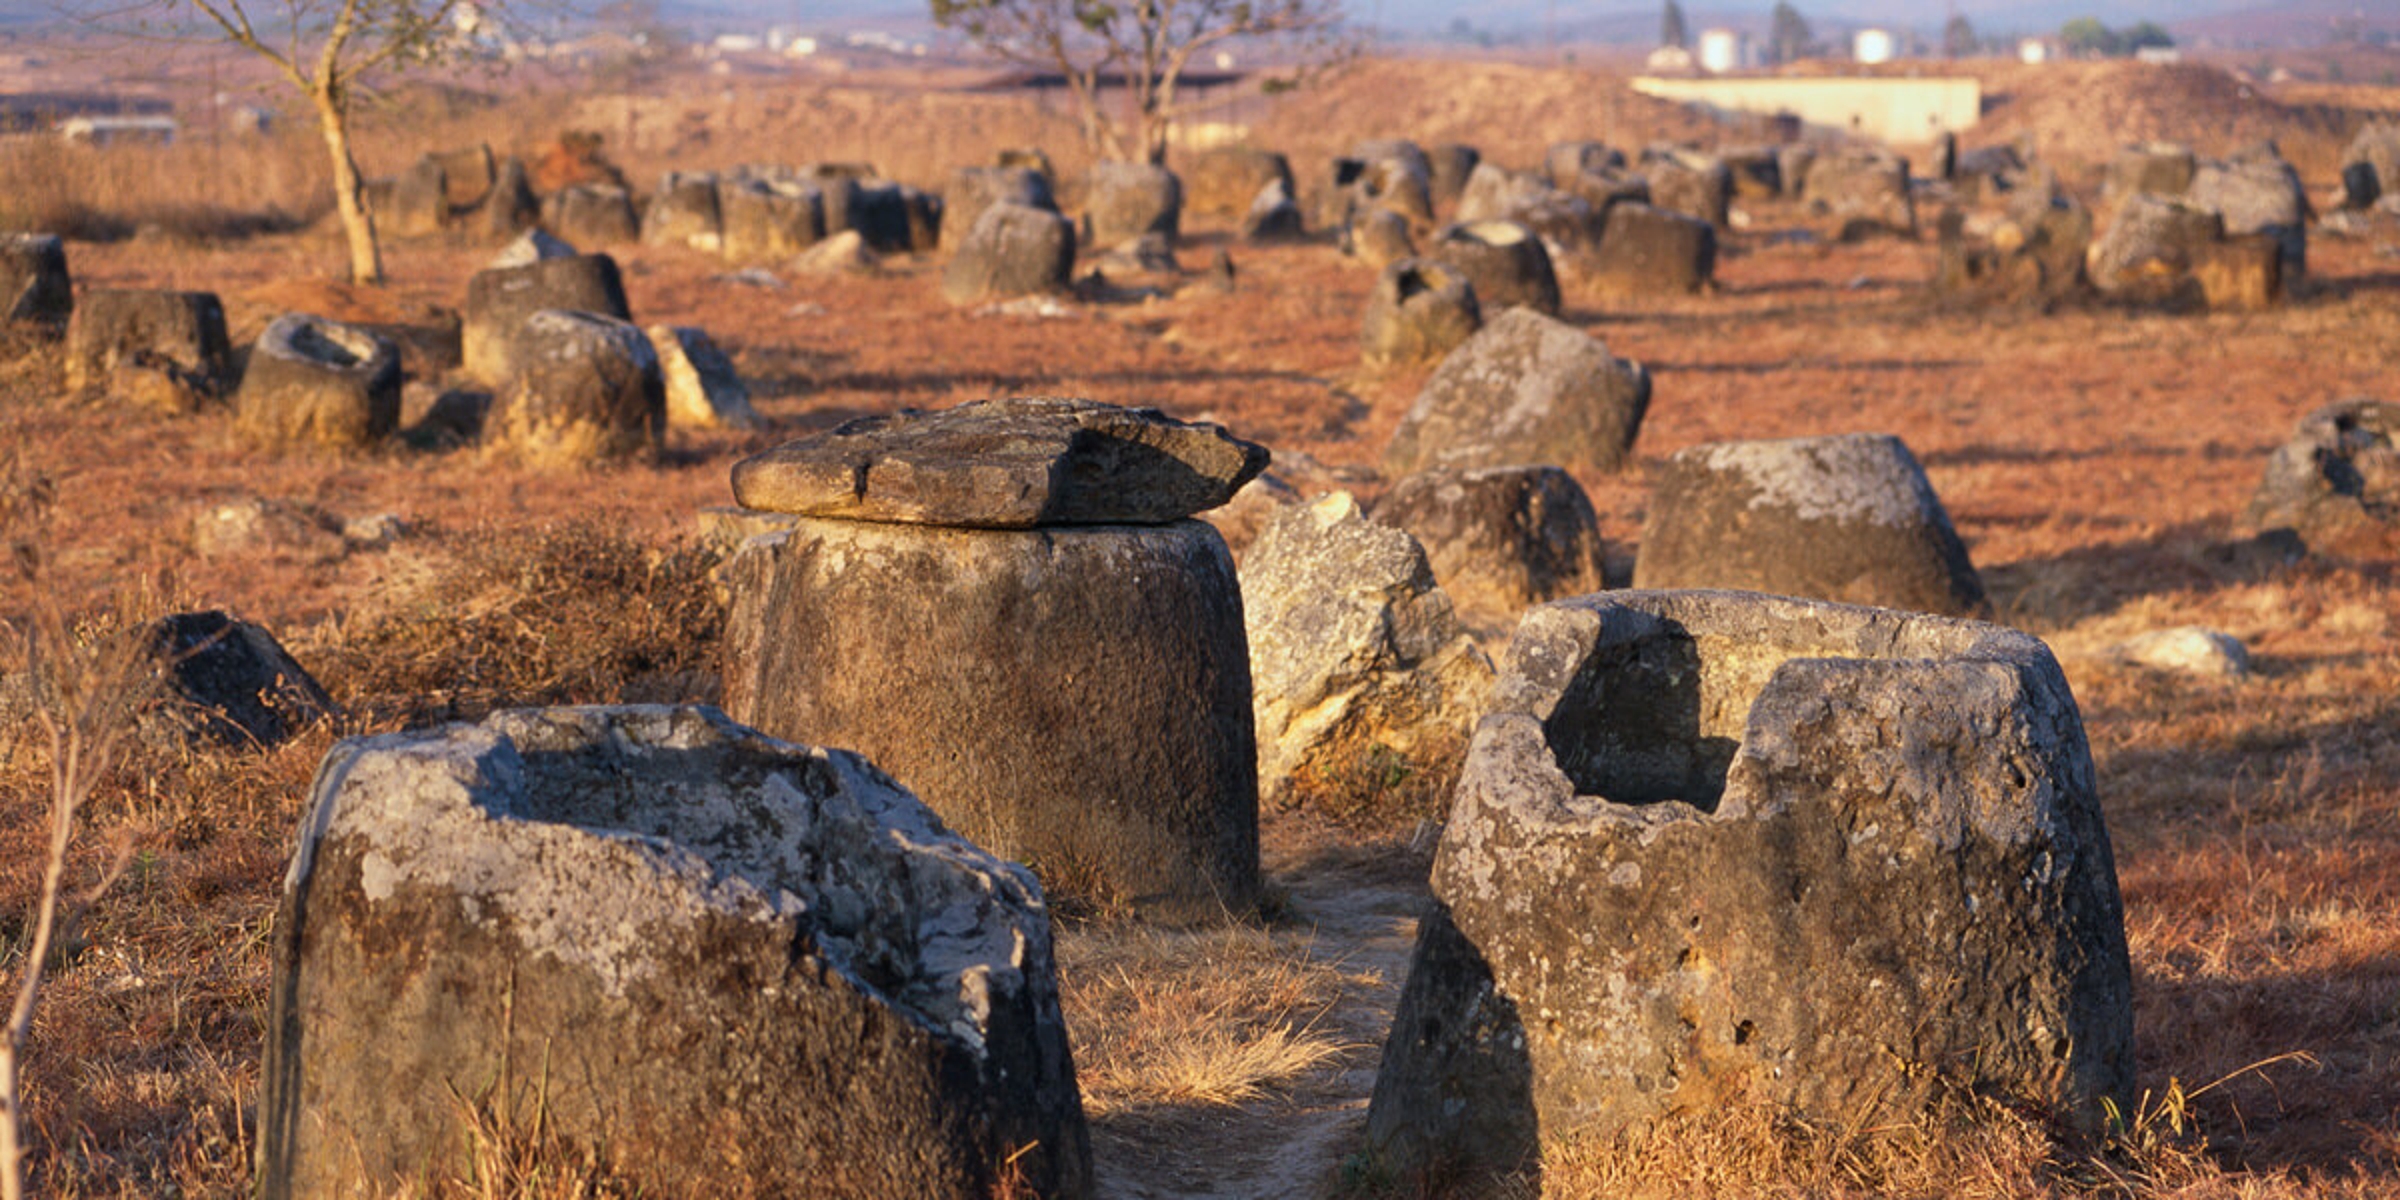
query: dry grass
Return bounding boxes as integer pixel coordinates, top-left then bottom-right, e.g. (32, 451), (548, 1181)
(1057, 920), (1365, 1117)
(0, 41), (2394, 1200)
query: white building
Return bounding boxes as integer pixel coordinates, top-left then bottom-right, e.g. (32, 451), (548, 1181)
(2017, 38), (2050, 64)
(1698, 28), (1752, 74)
(1854, 27), (1895, 65)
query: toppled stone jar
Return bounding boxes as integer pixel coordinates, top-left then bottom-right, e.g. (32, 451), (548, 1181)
(257, 705), (1092, 1199)
(720, 397), (1271, 922)
(1366, 590), (2133, 1185)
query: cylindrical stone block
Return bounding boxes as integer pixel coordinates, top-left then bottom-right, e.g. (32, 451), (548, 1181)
(722, 516), (1260, 922)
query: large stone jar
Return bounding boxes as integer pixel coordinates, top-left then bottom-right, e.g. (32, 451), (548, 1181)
(1366, 590), (2134, 1187)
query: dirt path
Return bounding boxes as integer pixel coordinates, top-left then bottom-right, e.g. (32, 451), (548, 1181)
(1090, 828), (1432, 1199)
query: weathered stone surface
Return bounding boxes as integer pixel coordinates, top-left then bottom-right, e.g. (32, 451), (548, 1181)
(721, 518), (1261, 921)
(64, 288), (231, 400)
(150, 610), (335, 747)
(1588, 201), (1715, 296)
(460, 253), (630, 386)
(1085, 161), (1182, 246)
(189, 497), (346, 560)
(1239, 179), (1307, 244)
(432, 143), (495, 210)
(646, 324), (762, 430)
(233, 314), (403, 451)
(1456, 162), (1557, 225)
(942, 202), (1076, 305)
(795, 229), (878, 274)
(1803, 151), (1915, 236)
(1368, 465), (1609, 630)
(1198, 470), (1301, 562)
(2188, 155), (2307, 275)
(1427, 143), (1481, 208)
(1367, 591), (2134, 1184)
(2246, 397), (2400, 557)
(2191, 234), (2282, 311)
(943, 166), (1056, 253)
(2113, 626), (2250, 677)
(1345, 207), (1416, 269)
(541, 184), (639, 246)
(720, 178), (825, 263)
(1243, 492), (1493, 815)
(1645, 151), (1732, 228)
(1326, 152), (1435, 229)
(731, 397), (1267, 527)
(1775, 144), (1816, 198)
(1430, 220), (1560, 316)
(2338, 121), (2400, 209)
(256, 704), (1092, 1200)
(1383, 307), (1650, 477)
(1721, 145), (1783, 199)
(997, 145), (1056, 180)
(2088, 193), (2225, 302)
(1545, 141), (1624, 187)
(487, 228), (577, 270)
(1556, 168), (1650, 225)
(1360, 258), (1481, 369)
(642, 171), (723, 252)
(476, 156), (541, 237)
(483, 309), (663, 468)
(2107, 141), (2195, 199)
(1932, 200), (2092, 310)
(1635, 433), (1988, 616)
(384, 156), (448, 237)
(1185, 147), (1293, 218)
(0, 233), (71, 327)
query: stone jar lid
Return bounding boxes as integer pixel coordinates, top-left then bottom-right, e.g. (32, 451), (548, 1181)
(730, 396), (1271, 528)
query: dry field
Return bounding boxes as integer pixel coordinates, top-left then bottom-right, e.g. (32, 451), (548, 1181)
(1, 48), (2399, 1199)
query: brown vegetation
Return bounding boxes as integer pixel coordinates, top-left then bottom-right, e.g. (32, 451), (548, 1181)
(0, 46), (2396, 1199)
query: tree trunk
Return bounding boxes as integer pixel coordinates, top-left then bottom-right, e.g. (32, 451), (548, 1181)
(312, 86), (382, 286)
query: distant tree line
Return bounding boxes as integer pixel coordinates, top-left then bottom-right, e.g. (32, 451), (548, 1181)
(2059, 16), (2174, 58)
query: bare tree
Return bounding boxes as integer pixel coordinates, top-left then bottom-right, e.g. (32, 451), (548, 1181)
(167, 0), (473, 283)
(931, 0), (1349, 165)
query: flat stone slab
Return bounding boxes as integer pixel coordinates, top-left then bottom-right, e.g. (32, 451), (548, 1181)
(730, 397), (1269, 528)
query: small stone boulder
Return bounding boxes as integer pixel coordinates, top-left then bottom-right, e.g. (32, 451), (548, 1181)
(1, 233), (71, 327)
(1803, 151), (1915, 236)
(1366, 590), (2134, 1183)
(1360, 258), (1480, 369)
(642, 171), (723, 252)
(1588, 202), (1715, 296)
(2107, 141), (2196, 199)
(2088, 193), (2226, 304)
(2245, 397), (2400, 557)
(1545, 141), (1624, 187)
(1243, 492), (1493, 818)
(1634, 433), (1989, 617)
(2337, 121), (2400, 209)
(2113, 626), (2250, 677)
(475, 157), (541, 237)
(1427, 143), (1481, 208)
(942, 202), (1076, 305)
(719, 178), (825, 263)
(2188, 155), (2307, 275)
(646, 324), (762, 430)
(1644, 150), (1732, 228)
(541, 184), (640, 246)
(383, 156), (449, 237)
(1239, 179), (1308, 244)
(1382, 307), (1651, 477)
(1367, 465), (1609, 631)
(795, 229), (877, 275)
(255, 705), (1093, 1200)
(1345, 207), (1416, 269)
(1084, 161), (1182, 246)
(730, 397), (1267, 527)
(461, 253), (631, 386)
(1429, 220), (1560, 316)
(1186, 147), (1294, 218)
(64, 288), (232, 403)
(149, 610), (336, 748)
(233, 314), (403, 451)
(943, 166), (1056, 254)
(482, 309), (663, 468)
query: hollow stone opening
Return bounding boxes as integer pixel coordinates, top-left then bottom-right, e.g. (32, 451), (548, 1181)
(284, 320), (371, 367)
